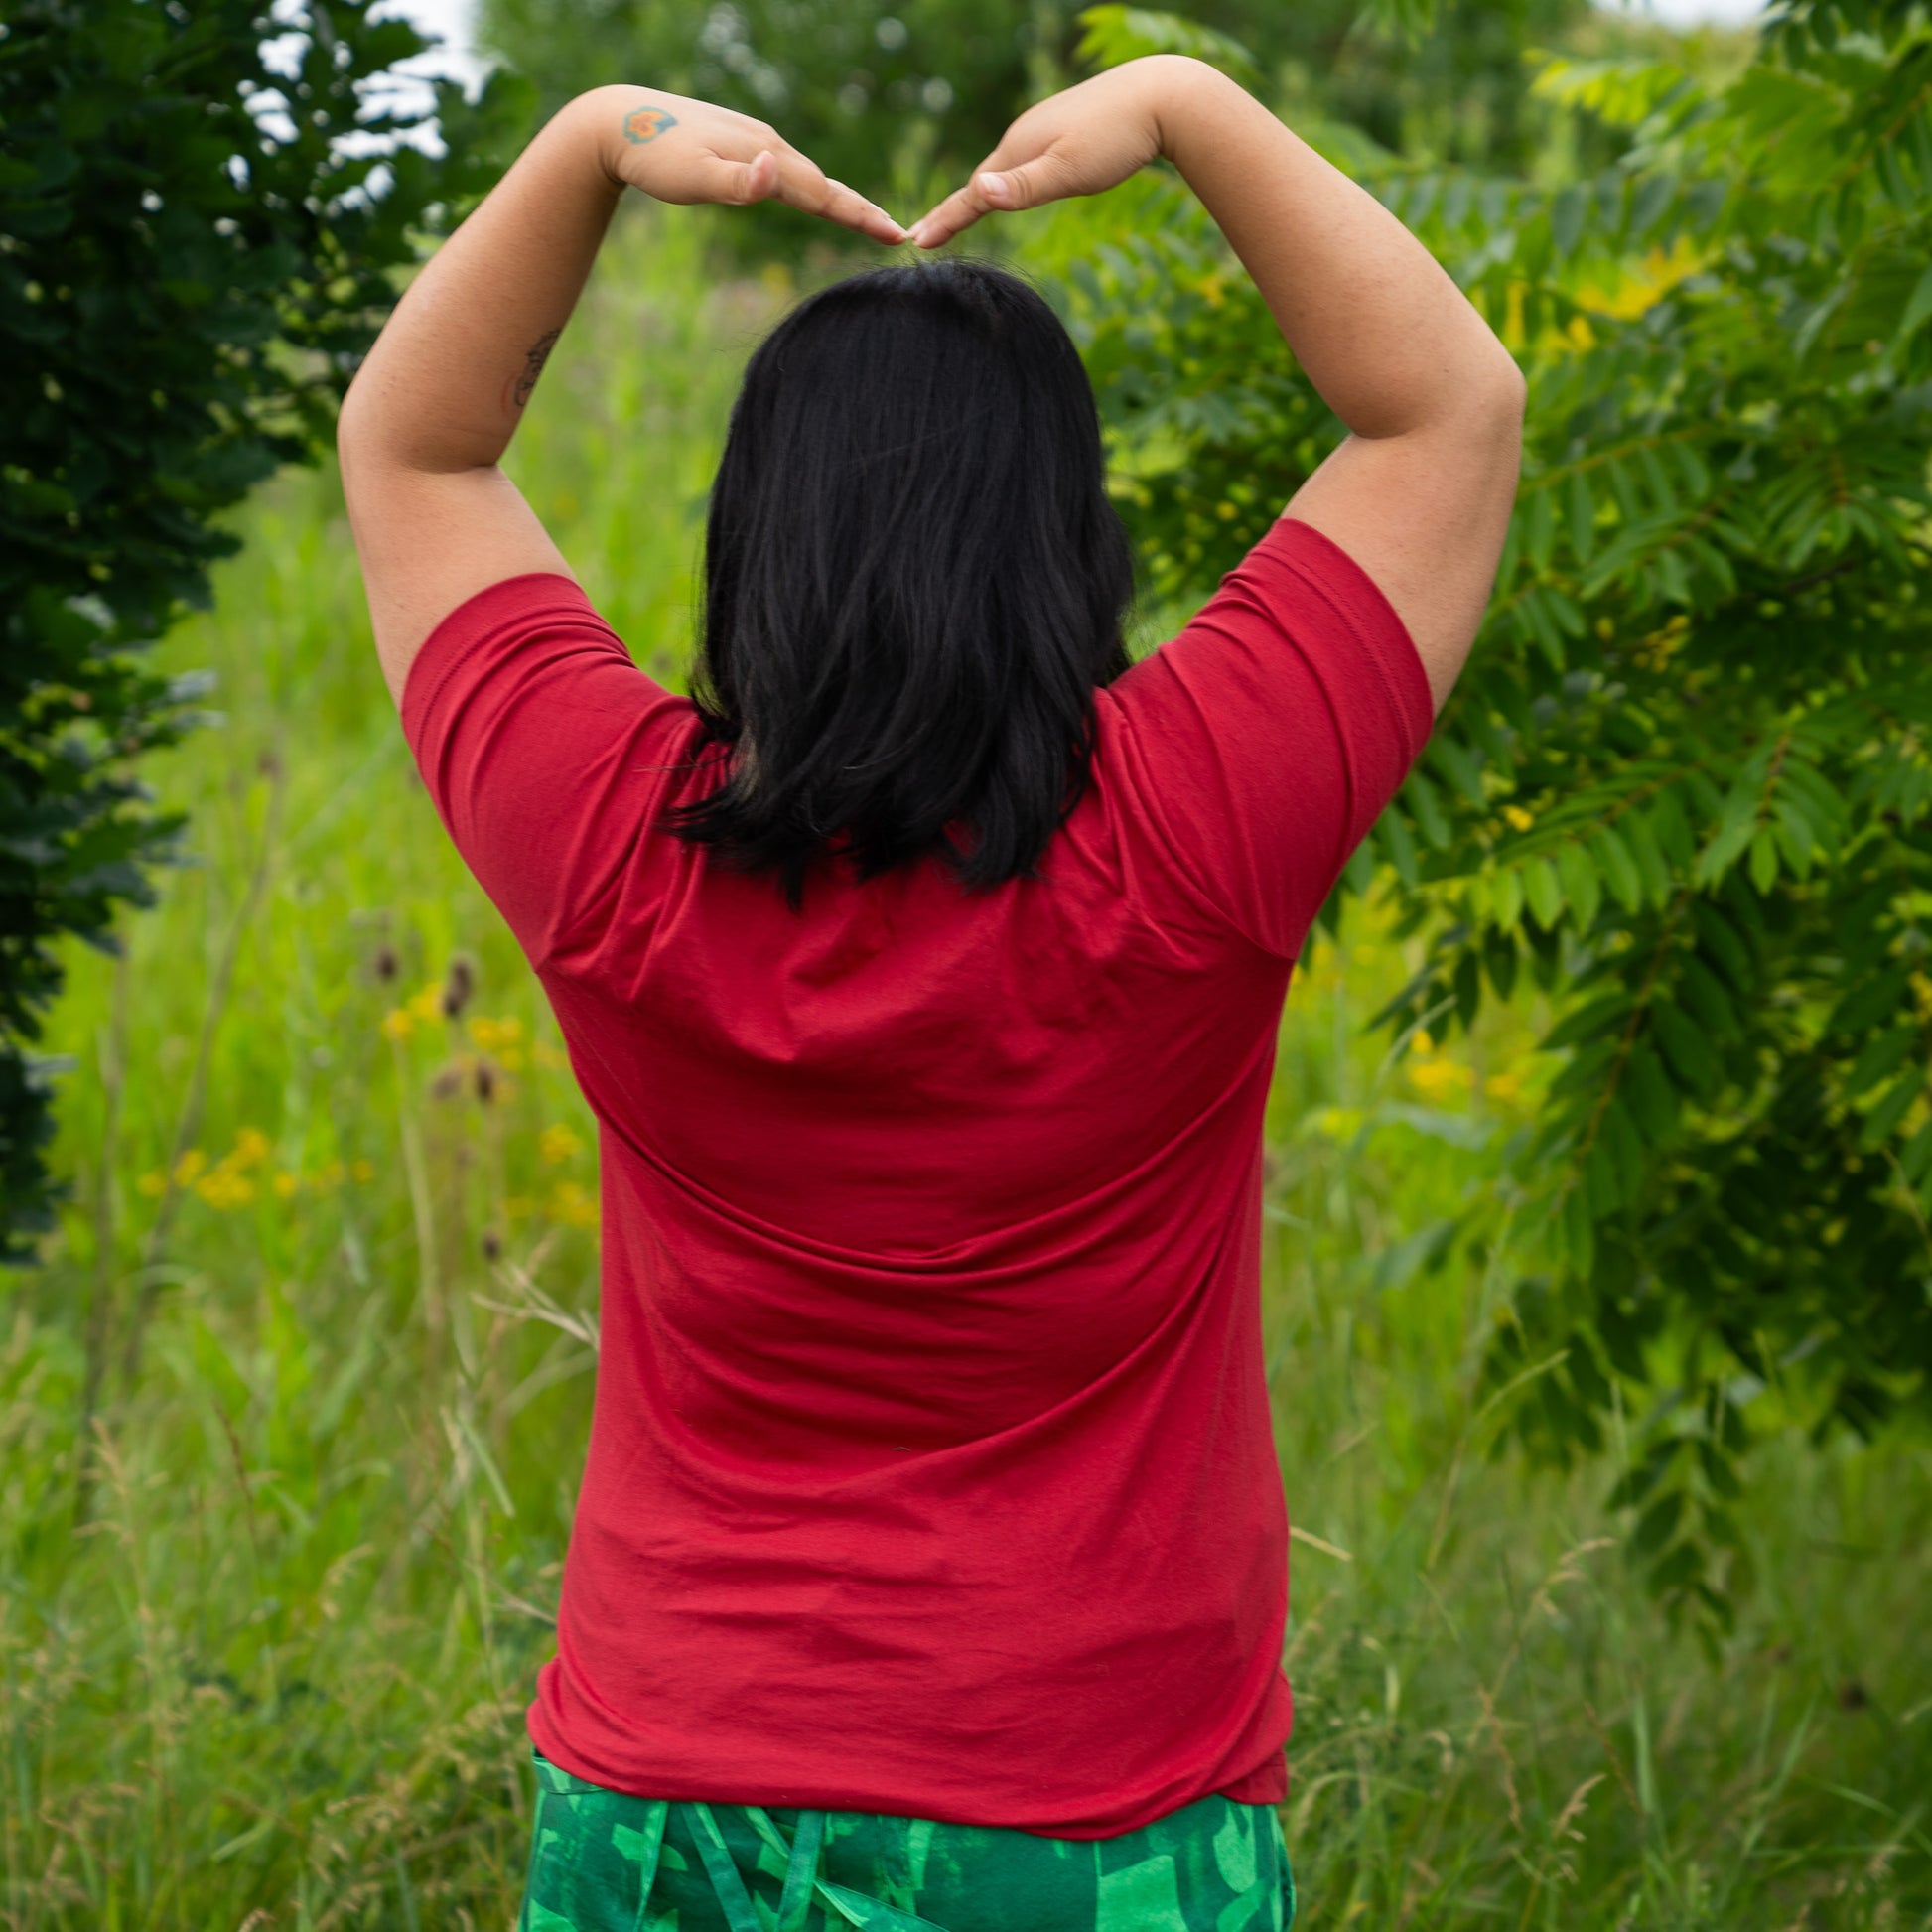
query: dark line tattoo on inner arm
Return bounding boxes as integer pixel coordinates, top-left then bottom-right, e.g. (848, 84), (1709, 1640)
(506, 327), (561, 415)
(622, 104), (678, 145)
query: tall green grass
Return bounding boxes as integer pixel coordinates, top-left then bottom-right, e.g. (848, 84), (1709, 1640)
(7, 203), (1927, 1930)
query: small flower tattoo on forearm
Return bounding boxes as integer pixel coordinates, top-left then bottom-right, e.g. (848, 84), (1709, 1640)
(622, 104), (678, 145)
(505, 327), (561, 416)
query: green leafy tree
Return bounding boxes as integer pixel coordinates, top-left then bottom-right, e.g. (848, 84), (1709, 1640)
(1026, 0), (1931, 1625)
(0, 1), (527, 1263)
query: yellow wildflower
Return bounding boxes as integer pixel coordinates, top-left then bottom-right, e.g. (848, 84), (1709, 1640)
(137, 1171), (166, 1198)
(172, 1149), (207, 1185)
(230, 1127), (270, 1170)
(1486, 1068), (1526, 1105)
(272, 1172), (300, 1199)
(540, 1123), (585, 1166)
(196, 1169), (255, 1210)
(1575, 235), (1706, 324)
(1502, 804), (1534, 833)
(381, 1009), (414, 1042)
(547, 1179), (600, 1229)
(1411, 1059), (1474, 1101)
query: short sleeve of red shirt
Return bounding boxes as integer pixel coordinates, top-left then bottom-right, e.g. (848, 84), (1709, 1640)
(400, 575), (695, 969)
(1105, 516), (1435, 959)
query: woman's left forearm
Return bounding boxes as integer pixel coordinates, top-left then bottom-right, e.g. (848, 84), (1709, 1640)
(340, 88), (631, 477)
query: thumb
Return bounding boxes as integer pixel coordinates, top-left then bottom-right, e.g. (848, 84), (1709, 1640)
(976, 159), (1057, 211)
(715, 148), (779, 207)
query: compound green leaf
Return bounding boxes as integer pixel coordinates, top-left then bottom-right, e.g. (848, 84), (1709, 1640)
(1600, 1095), (1647, 1203)
(1524, 855), (1564, 930)
(1591, 826), (1644, 913)
(1623, 1041), (1680, 1145)
(1860, 1069), (1923, 1150)
(1845, 1024), (1917, 1098)
(1651, 1002), (1722, 1101)
(1557, 840), (1602, 929)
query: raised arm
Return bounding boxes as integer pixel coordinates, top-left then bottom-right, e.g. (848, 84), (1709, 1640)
(910, 57), (1524, 715)
(339, 87), (904, 706)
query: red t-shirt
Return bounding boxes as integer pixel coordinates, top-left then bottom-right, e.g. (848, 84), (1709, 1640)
(402, 515), (1433, 1838)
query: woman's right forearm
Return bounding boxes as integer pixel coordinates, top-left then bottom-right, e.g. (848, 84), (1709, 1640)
(1147, 59), (1520, 439)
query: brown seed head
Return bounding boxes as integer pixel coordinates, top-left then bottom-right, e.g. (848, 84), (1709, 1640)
(372, 942), (399, 983)
(474, 1058), (497, 1104)
(442, 955), (476, 1020)
(482, 1228), (503, 1263)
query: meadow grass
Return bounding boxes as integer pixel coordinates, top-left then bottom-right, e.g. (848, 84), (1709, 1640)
(5, 203), (1927, 1930)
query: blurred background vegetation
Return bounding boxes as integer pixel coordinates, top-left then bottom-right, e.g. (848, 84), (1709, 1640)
(477, 0), (1723, 244)
(4, 0), (1929, 1926)
(479, 0), (1696, 180)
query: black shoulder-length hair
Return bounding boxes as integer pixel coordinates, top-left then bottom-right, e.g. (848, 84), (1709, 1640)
(666, 256), (1136, 904)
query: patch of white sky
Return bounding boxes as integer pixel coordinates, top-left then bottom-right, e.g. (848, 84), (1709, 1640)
(243, 0), (488, 164)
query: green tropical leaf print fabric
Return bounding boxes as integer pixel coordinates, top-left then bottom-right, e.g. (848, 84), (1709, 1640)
(518, 1752), (1296, 1931)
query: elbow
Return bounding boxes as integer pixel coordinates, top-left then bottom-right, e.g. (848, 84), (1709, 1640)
(336, 365), (412, 497)
(1464, 348), (1526, 467)
(1500, 352), (1528, 423)
(337, 368), (375, 472)
(1399, 342), (1524, 447)
(1476, 343), (1527, 426)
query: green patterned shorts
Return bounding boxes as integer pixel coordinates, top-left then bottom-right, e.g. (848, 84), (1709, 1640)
(518, 1750), (1296, 1932)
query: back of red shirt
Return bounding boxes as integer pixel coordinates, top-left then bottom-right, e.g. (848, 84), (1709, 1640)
(403, 516), (1432, 1836)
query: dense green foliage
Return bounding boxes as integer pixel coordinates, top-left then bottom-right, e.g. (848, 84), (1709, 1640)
(477, 0), (1595, 233)
(1026, 0), (1932, 1623)
(15, 209), (1928, 1923)
(0, 0), (523, 1265)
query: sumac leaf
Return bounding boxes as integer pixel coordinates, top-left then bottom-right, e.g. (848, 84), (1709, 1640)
(1651, 1003), (1723, 1101)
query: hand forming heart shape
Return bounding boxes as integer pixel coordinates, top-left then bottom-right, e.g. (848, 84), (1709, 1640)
(604, 61), (1173, 255)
